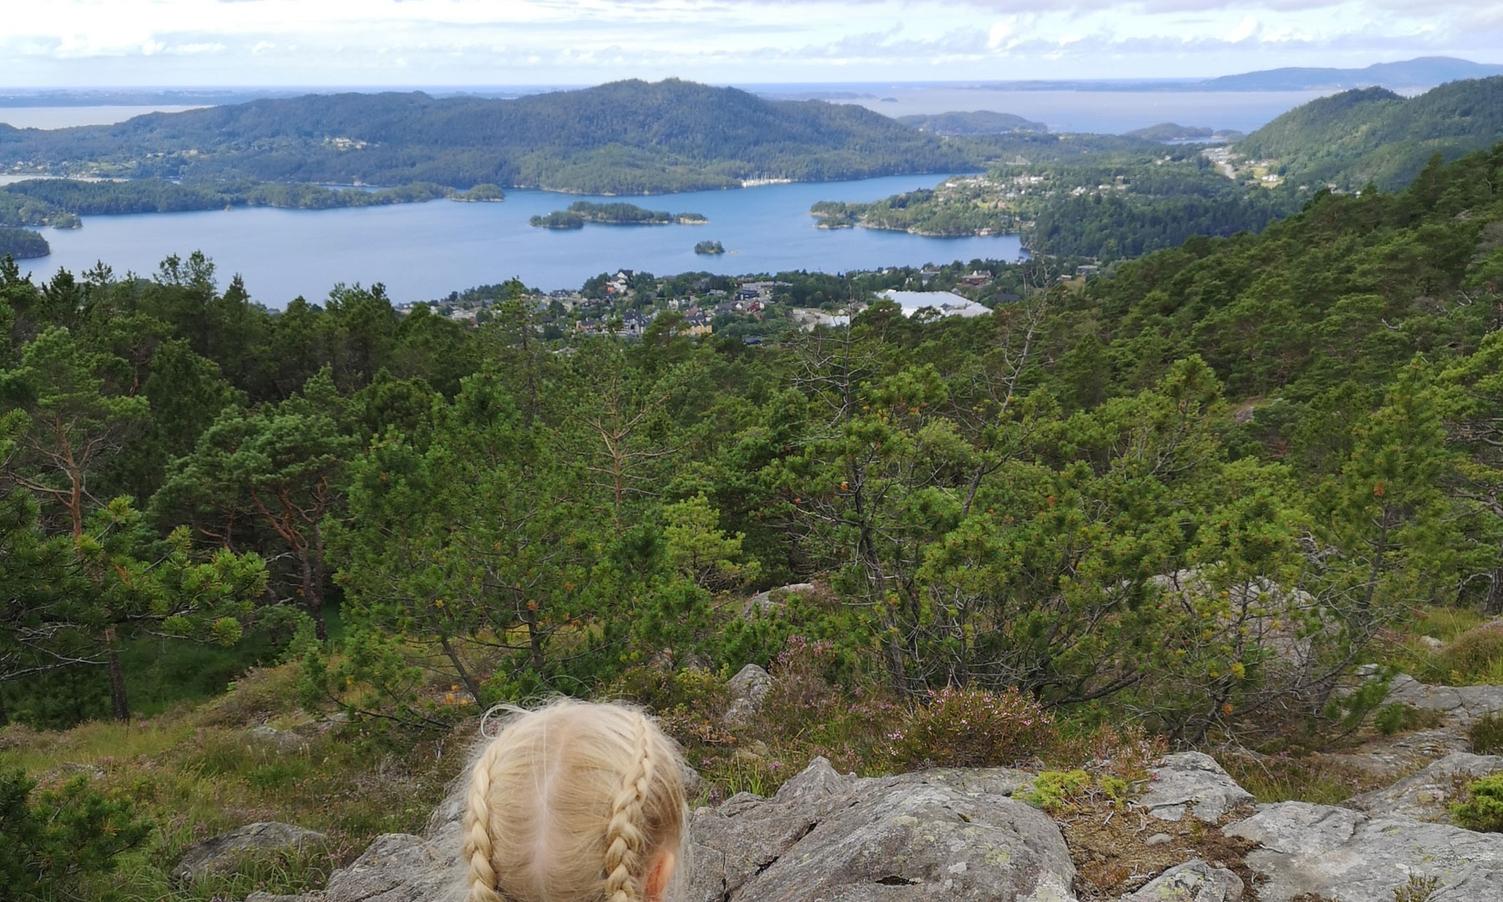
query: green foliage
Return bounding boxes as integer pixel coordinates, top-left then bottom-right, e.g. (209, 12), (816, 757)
(0, 769), (152, 900)
(1452, 773), (1503, 832)
(1374, 703), (1444, 736)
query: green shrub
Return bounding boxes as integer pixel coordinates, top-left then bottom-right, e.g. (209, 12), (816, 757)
(0, 769), (152, 900)
(893, 686), (1055, 769)
(1470, 713), (1503, 755)
(1452, 773), (1503, 832)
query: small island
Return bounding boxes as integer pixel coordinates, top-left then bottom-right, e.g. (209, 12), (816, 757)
(529, 200), (708, 230)
(0, 227), (50, 260)
(694, 240), (726, 255)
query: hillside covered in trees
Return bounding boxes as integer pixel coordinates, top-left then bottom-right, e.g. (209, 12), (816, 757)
(0, 79), (975, 195)
(4, 143), (1503, 898)
(1237, 76), (1503, 189)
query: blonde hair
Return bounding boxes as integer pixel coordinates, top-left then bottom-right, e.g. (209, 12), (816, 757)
(462, 700), (688, 902)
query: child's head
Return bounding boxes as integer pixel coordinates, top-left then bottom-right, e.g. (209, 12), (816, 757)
(463, 699), (688, 902)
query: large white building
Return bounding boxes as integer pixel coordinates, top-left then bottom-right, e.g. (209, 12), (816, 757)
(879, 290), (990, 319)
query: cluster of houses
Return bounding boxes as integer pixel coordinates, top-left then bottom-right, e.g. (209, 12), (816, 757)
(397, 269), (1013, 338)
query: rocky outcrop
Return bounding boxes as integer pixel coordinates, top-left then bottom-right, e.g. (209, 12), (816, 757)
(173, 822), (328, 885)
(686, 757), (1072, 901)
(1346, 751), (1503, 821)
(1138, 753), (1254, 823)
(1120, 860), (1243, 902)
(245, 744), (1503, 902)
(1226, 801), (1503, 902)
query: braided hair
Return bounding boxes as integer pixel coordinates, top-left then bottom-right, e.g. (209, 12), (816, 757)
(461, 700), (687, 902)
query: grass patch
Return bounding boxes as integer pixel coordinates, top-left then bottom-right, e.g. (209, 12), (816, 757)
(0, 660), (462, 902)
(1373, 607), (1503, 687)
(1216, 749), (1383, 805)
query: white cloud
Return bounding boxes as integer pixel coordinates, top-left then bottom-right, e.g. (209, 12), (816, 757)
(0, 0), (1496, 85)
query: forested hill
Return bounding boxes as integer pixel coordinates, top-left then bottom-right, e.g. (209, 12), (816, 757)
(0, 79), (973, 194)
(1236, 76), (1503, 189)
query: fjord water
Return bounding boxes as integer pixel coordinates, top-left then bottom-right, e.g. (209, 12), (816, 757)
(27, 174), (1021, 306)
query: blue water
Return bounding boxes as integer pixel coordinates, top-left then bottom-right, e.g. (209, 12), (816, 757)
(26, 174), (1020, 307)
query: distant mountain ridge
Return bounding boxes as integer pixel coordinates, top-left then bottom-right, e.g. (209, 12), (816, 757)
(1204, 57), (1503, 92)
(1236, 77), (1503, 189)
(0, 79), (974, 194)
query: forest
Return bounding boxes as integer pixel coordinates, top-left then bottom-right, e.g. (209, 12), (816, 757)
(0, 226), (49, 260)
(0, 178), (460, 230)
(3, 143), (1503, 898)
(1238, 76), (1503, 189)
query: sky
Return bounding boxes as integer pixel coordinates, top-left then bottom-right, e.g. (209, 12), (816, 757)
(1, 0), (1501, 88)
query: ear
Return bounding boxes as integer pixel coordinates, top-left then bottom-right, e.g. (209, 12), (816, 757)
(645, 850), (676, 901)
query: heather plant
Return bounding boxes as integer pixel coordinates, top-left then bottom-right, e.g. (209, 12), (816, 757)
(1437, 626), (1503, 684)
(892, 686), (1056, 769)
(1469, 713), (1503, 755)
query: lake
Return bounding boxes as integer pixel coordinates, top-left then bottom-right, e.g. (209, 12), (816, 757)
(25, 174), (1022, 306)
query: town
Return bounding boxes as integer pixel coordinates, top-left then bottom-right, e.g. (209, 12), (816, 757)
(395, 258), (1083, 340)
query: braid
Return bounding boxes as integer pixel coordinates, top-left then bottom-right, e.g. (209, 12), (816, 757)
(463, 740), (505, 902)
(602, 714), (655, 902)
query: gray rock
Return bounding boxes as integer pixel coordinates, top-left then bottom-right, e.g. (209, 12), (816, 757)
(1139, 752), (1253, 823)
(321, 833), (460, 902)
(725, 663), (773, 725)
(1356, 666), (1503, 727)
(245, 894), (319, 902)
(1319, 727), (1469, 782)
(1346, 751), (1503, 821)
(248, 724), (311, 753)
(744, 582), (817, 614)
(1144, 832), (1173, 847)
(174, 822), (329, 885)
(1226, 801), (1503, 902)
(1121, 860), (1243, 902)
(686, 758), (1073, 901)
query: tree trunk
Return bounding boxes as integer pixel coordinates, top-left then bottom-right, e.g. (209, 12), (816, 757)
(1487, 561), (1503, 615)
(301, 552), (328, 640)
(439, 634), (483, 705)
(105, 627), (130, 721)
(526, 616), (546, 673)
